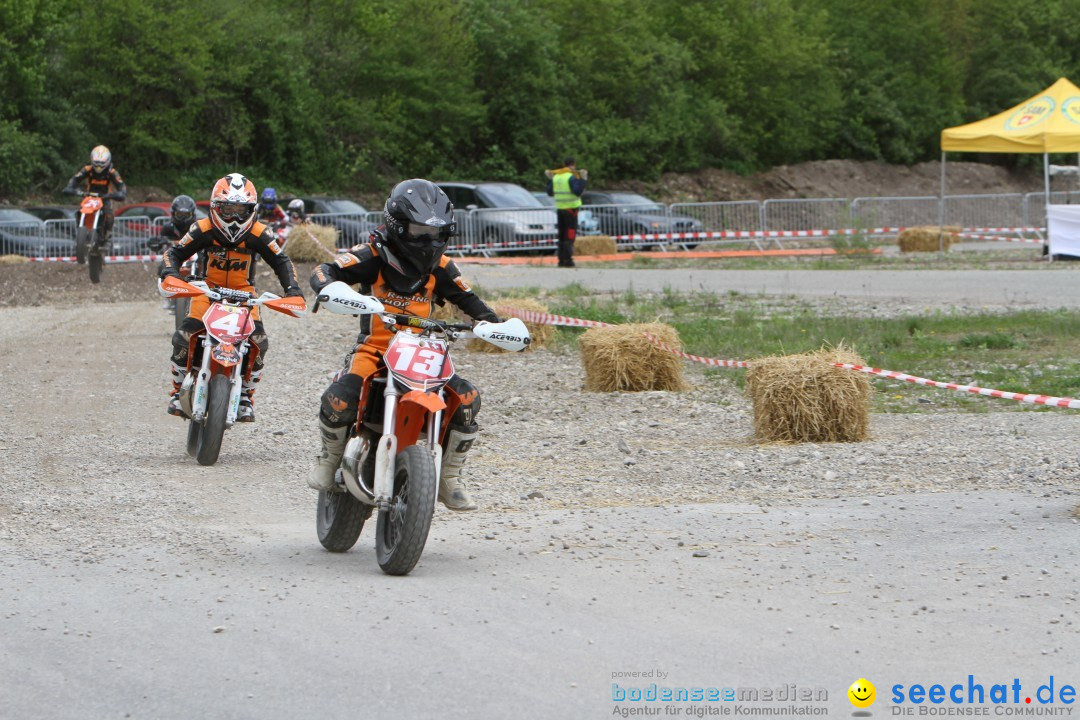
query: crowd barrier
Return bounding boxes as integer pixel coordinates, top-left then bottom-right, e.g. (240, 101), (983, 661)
(4, 190), (1066, 259)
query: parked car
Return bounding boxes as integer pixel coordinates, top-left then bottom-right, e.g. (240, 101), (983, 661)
(0, 207), (75, 258)
(298, 197), (376, 248)
(580, 191), (703, 240)
(24, 205), (81, 240)
(531, 192), (601, 235)
(113, 202), (209, 254)
(438, 182), (557, 250)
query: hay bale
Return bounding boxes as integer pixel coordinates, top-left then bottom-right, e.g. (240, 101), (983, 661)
(574, 235), (617, 256)
(579, 323), (690, 392)
(284, 222), (340, 262)
(897, 226), (958, 253)
(0, 254), (29, 265)
(471, 298), (554, 353)
(746, 346), (871, 443)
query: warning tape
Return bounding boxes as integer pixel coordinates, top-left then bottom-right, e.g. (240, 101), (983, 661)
(951, 232), (1043, 244)
(610, 226), (1046, 243)
(838, 363), (1080, 409)
(29, 254), (161, 263)
(499, 306), (1080, 409)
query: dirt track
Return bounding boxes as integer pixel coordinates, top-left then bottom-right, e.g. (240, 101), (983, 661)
(0, 264), (1076, 719)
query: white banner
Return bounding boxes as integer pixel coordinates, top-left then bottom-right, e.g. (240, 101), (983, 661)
(1047, 204), (1080, 256)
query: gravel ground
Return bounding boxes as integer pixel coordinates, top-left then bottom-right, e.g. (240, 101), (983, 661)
(1, 266), (1077, 718)
(1, 288), (1077, 560)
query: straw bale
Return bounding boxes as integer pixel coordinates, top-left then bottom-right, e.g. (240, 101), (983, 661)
(574, 235), (617, 256)
(0, 254), (30, 265)
(746, 346), (871, 443)
(284, 222), (340, 262)
(579, 323), (689, 392)
(897, 226), (958, 253)
(470, 298), (554, 353)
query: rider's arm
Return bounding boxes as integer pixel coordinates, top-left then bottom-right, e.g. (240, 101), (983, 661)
(434, 259), (500, 322)
(310, 244), (382, 293)
(62, 167), (88, 196)
(161, 227), (210, 277)
(107, 169), (127, 201)
(251, 228), (303, 296)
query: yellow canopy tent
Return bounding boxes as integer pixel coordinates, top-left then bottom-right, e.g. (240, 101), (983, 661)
(939, 77), (1080, 230)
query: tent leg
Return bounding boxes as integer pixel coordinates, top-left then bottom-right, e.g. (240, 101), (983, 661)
(938, 151), (947, 259)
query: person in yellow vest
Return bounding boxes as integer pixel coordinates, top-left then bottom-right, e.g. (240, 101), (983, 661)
(545, 156), (588, 267)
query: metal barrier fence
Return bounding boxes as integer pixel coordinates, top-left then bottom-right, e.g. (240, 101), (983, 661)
(6, 192), (1072, 259)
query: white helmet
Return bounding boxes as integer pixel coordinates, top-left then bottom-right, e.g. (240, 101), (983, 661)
(90, 145), (111, 174)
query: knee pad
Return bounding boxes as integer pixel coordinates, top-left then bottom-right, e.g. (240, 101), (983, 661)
(448, 376), (481, 428)
(319, 374), (364, 428)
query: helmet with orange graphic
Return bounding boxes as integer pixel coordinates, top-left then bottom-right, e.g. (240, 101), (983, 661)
(209, 173), (258, 246)
(90, 145), (112, 174)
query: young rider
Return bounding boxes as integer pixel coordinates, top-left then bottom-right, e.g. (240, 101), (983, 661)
(61, 145), (127, 242)
(307, 178), (498, 511)
(159, 173), (304, 422)
(150, 195), (200, 310)
(257, 187), (287, 226)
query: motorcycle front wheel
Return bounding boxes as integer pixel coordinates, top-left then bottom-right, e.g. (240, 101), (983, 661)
(375, 444), (437, 576)
(317, 488), (372, 552)
(195, 373), (229, 466)
(186, 415), (200, 457)
(75, 227), (88, 264)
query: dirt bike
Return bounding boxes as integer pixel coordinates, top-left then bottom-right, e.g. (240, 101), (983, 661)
(75, 192), (109, 284)
(312, 280), (530, 575)
(157, 275), (307, 466)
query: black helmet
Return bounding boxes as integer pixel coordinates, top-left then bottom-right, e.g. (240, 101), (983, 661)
(379, 179), (455, 292)
(170, 195), (197, 233)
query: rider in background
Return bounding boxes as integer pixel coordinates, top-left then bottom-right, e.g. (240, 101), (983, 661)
(159, 173), (304, 422)
(61, 145), (127, 242)
(307, 179), (499, 511)
(257, 187), (287, 226)
(149, 195), (200, 310)
(286, 198), (306, 223)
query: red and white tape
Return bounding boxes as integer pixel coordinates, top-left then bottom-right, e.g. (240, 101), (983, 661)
(951, 232), (1043, 244)
(500, 306), (1080, 409)
(837, 363), (1080, 409)
(610, 228), (905, 242)
(30, 254), (162, 263)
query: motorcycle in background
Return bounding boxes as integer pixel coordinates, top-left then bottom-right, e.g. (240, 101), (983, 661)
(312, 281), (530, 575)
(157, 275), (306, 466)
(75, 192), (109, 284)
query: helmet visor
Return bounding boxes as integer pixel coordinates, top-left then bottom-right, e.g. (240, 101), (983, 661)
(92, 161), (108, 172)
(407, 222), (448, 243)
(215, 202), (254, 223)
(173, 209), (195, 224)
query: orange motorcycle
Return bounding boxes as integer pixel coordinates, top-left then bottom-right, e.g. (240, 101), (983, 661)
(157, 275), (307, 465)
(312, 281), (530, 575)
(75, 192), (109, 283)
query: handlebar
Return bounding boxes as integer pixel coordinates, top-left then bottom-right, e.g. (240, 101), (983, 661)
(382, 313), (474, 339)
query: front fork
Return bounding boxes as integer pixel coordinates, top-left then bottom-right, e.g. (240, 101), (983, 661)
(188, 339), (248, 427)
(370, 385), (444, 512)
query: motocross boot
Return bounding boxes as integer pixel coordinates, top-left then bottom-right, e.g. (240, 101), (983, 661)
(237, 368), (261, 423)
(166, 364), (185, 417)
(308, 420), (350, 491)
(439, 427), (479, 511)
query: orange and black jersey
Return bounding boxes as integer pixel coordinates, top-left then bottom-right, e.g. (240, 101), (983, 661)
(64, 166), (126, 203)
(311, 239), (499, 340)
(163, 217), (301, 293)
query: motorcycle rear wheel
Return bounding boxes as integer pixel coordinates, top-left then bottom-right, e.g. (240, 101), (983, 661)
(75, 227), (88, 264)
(195, 373), (229, 466)
(375, 444), (437, 576)
(316, 488), (372, 552)
(174, 297), (190, 331)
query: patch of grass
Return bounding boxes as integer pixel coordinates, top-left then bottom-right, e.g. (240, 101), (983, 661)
(542, 289), (1080, 412)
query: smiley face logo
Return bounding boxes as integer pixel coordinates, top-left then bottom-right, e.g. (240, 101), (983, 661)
(848, 678), (876, 708)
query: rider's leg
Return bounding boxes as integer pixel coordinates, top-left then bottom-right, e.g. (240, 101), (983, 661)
(238, 320), (268, 422)
(438, 375), (482, 511)
(168, 310), (205, 416)
(308, 344), (380, 491)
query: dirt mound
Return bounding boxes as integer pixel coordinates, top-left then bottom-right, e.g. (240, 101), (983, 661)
(607, 160), (1042, 204)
